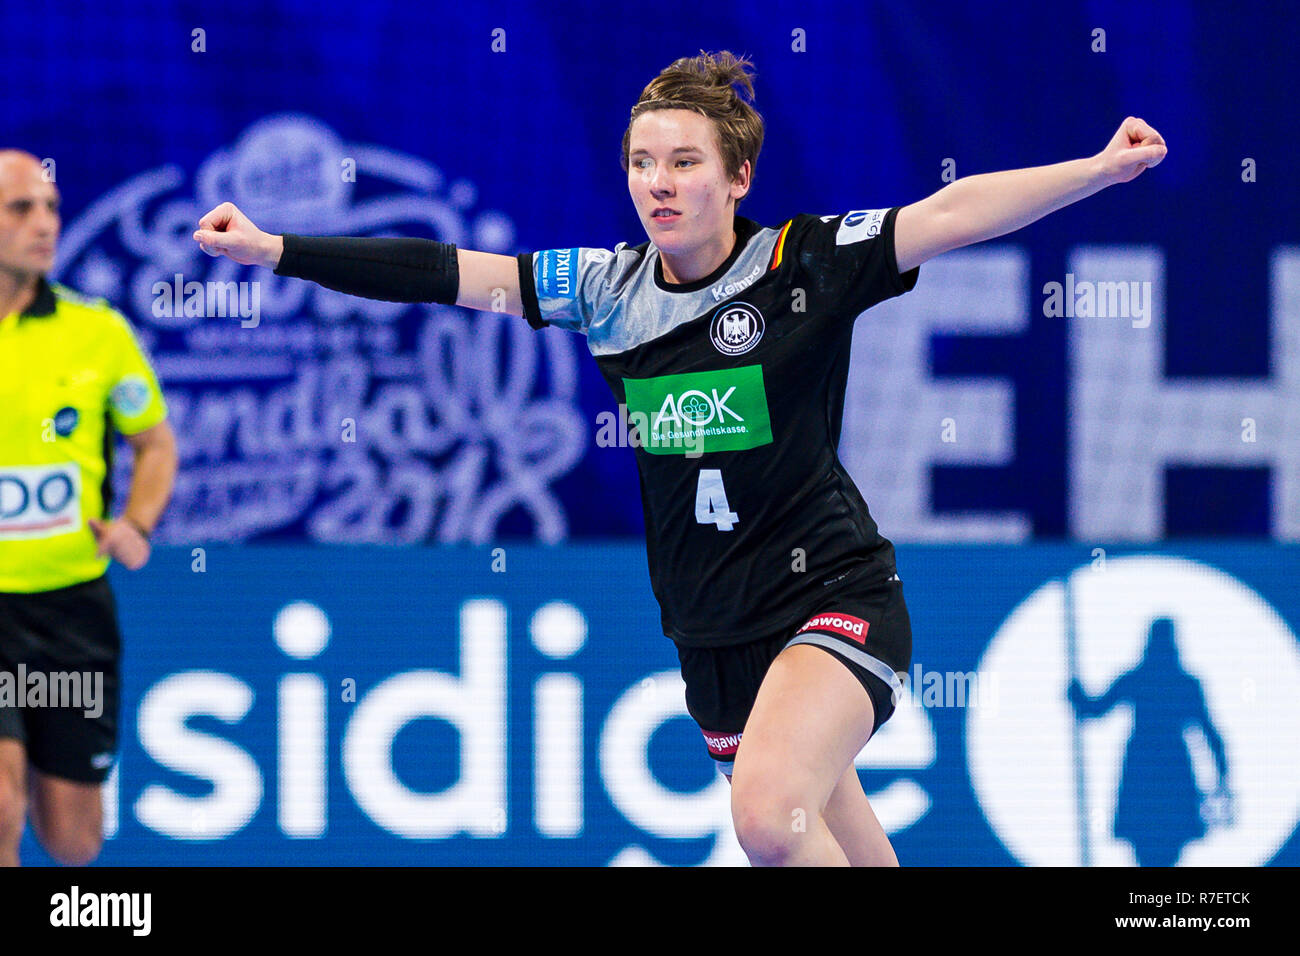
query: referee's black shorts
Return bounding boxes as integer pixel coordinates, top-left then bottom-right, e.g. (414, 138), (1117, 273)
(675, 571), (912, 775)
(0, 575), (122, 784)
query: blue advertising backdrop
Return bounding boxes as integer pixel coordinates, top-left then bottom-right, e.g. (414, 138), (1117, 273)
(17, 544), (1300, 866)
(4, 0), (1297, 544)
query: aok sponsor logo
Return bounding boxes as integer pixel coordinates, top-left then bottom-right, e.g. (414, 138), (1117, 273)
(619, 364), (773, 456)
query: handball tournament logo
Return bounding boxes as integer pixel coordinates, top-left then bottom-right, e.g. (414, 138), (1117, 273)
(51, 114), (586, 545)
(967, 556), (1300, 866)
(709, 302), (764, 356)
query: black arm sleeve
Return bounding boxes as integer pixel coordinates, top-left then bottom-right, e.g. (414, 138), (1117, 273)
(273, 234), (459, 304)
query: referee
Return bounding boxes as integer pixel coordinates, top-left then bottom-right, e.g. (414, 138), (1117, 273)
(0, 150), (177, 866)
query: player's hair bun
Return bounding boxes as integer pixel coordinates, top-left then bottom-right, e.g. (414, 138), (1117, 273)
(682, 49), (758, 101)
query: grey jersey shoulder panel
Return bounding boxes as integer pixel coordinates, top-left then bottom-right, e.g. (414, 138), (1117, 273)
(531, 224), (783, 358)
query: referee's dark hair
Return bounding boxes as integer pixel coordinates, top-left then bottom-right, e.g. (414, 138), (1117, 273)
(621, 50), (765, 209)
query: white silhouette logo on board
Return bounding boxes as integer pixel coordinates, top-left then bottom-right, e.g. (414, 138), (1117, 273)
(968, 555), (1300, 866)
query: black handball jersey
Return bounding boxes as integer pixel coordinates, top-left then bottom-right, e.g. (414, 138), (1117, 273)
(516, 207), (920, 646)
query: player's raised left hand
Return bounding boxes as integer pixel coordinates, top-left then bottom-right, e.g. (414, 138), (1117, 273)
(1096, 117), (1167, 185)
(88, 517), (151, 570)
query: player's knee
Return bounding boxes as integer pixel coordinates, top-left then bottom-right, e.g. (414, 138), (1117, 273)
(38, 826), (103, 867)
(730, 777), (810, 866)
(33, 812), (104, 866)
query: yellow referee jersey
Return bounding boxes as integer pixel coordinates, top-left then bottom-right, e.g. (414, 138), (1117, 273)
(0, 278), (167, 592)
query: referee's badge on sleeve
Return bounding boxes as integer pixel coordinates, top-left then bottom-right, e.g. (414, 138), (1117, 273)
(110, 376), (152, 417)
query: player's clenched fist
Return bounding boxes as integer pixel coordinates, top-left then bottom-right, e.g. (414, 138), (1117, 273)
(192, 202), (284, 269)
(1095, 116), (1168, 186)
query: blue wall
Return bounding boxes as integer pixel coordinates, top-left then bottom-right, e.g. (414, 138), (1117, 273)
(3, 0), (1296, 542)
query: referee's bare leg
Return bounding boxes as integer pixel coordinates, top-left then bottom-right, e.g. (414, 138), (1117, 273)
(0, 739), (27, 866)
(27, 767), (104, 866)
(0, 739), (103, 866)
(729, 645), (897, 866)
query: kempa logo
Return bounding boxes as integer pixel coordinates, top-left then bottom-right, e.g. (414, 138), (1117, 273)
(709, 302), (765, 356)
(620, 365), (773, 456)
(710, 261), (763, 302)
(50, 886), (151, 936)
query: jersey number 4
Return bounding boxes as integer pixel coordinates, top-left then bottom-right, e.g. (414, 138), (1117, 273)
(695, 469), (739, 532)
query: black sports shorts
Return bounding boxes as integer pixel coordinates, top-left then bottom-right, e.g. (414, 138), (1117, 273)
(675, 571), (912, 774)
(0, 575), (122, 784)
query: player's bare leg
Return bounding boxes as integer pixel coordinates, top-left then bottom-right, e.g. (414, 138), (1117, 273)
(822, 762), (898, 866)
(27, 768), (103, 866)
(724, 755), (896, 866)
(0, 739), (27, 867)
(730, 643), (892, 866)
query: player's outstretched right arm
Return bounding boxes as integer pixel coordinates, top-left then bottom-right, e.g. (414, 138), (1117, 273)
(192, 202), (524, 316)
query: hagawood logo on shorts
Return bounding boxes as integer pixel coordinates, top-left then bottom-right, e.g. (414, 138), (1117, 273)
(701, 729), (742, 757)
(796, 611), (871, 645)
(0, 464), (82, 539)
(620, 365), (773, 455)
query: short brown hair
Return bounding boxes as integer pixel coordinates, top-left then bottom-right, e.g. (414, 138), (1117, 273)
(621, 50), (765, 209)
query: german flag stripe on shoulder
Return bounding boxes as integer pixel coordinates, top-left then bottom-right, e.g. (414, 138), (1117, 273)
(769, 219), (793, 271)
